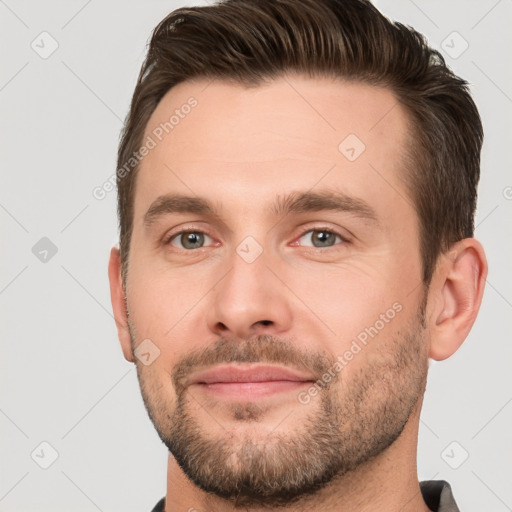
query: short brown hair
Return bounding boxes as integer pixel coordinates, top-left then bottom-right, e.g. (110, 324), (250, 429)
(116, 0), (483, 285)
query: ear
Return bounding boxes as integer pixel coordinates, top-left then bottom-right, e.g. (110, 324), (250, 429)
(108, 246), (135, 363)
(428, 238), (487, 361)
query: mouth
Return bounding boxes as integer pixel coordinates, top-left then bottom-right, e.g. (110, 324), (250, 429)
(187, 364), (316, 399)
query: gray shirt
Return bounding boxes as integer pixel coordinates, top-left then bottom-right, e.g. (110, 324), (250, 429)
(150, 480), (460, 511)
(420, 480), (460, 512)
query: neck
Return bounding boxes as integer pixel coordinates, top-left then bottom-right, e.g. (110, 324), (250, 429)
(163, 401), (430, 512)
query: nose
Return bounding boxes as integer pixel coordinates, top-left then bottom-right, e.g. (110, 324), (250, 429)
(206, 247), (293, 340)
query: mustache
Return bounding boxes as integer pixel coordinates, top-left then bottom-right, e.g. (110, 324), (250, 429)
(172, 335), (337, 395)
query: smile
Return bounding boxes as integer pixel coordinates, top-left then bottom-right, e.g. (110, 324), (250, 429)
(188, 364), (315, 399)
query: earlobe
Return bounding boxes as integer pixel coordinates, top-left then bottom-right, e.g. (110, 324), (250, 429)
(429, 239), (487, 361)
(108, 246), (135, 363)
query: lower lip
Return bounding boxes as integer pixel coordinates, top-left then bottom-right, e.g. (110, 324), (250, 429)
(196, 380), (310, 399)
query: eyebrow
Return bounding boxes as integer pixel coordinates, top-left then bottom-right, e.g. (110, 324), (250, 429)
(143, 190), (380, 229)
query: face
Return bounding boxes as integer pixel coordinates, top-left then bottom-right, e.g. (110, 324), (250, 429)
(123, 75), (429, 505)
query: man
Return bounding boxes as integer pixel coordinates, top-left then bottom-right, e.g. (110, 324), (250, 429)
(108, 0), (487, 510)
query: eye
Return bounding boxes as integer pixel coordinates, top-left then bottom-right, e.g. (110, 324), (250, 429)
(167, 231), (214, 250)
(296, 228), (345, 248)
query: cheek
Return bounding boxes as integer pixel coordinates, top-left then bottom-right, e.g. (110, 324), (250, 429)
(136, 359), (179, 420)
(127, 268), (211, 386)
(284, 261), (418, 364)
(288, 265), (396, 329)
(127, 265), (207, 339)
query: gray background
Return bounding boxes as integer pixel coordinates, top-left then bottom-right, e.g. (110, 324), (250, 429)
(1, 1), (510, 510)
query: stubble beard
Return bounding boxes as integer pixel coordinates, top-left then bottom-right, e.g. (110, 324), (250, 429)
(132, 316), (429, 508)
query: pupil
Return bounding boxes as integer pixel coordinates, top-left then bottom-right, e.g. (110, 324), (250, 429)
(314, 231), (334, 247)
(183, 232), (203, 249)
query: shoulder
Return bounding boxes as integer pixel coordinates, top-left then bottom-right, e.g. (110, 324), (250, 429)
(150, 496), (165, 512)
(420, 480), (460, 512)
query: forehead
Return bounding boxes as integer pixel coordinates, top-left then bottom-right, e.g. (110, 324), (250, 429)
(134, 75), (413, 224)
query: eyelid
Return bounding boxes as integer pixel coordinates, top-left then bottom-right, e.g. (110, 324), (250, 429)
(164, 225), (217, 247)
(290, 226), (350, 252)
(292, 225), (352, 247)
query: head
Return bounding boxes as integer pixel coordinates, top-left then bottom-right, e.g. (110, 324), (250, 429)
(108, 0), (487, 506)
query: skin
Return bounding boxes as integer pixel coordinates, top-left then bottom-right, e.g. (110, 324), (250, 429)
(108, 75), (487, 511)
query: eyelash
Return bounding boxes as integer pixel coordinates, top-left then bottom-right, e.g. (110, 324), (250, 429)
(164, 226), (349, 250)
(295, 226), (349, 248)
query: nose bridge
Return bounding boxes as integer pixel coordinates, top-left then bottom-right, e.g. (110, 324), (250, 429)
(207, 240), (292, 339)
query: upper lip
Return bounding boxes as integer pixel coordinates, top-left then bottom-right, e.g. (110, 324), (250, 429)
(188, 364), (316, 385)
